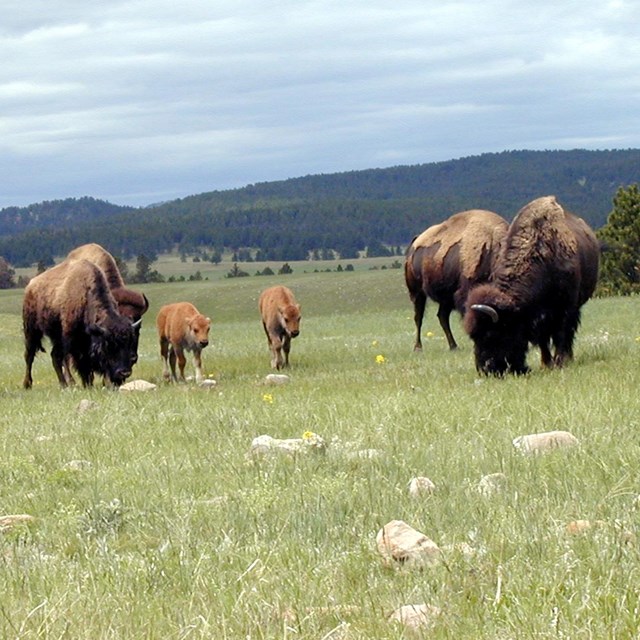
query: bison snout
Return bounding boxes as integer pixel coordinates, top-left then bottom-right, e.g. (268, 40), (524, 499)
(199, 340), (209, 348)
(290, 329), (299, 338)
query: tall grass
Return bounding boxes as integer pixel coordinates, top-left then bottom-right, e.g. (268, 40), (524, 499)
(1, 266), (639, 638)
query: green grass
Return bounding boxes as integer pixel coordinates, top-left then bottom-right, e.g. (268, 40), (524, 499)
(1, 266), (640, 638)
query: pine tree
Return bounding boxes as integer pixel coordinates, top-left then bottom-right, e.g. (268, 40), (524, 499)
(597, 184), (640, 295)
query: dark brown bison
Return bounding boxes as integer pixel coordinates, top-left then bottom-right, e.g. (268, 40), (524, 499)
(66, 243), (149, 321)
(259, 285), (301, 369)
(23, 259), (141, 388)
(156, 302), (211, 383)
(404, 209), (508, 351)
(463, 196), (600, 375)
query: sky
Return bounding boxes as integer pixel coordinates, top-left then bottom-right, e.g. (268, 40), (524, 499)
(1, 0), (639, 209)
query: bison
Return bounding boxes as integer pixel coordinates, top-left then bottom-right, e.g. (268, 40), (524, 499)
(404, 210), (508, 351)
(463, 195), (600, 375)
(66, 243), (149, 321)
(259, 285), (301, 369)
(156, 302), (211, 383)
(23, 259), (141, 388)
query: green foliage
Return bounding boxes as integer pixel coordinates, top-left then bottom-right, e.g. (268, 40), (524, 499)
(0, 257), (16, 289)
(597, 184), (640, 295)
(1, 150), (639, 267)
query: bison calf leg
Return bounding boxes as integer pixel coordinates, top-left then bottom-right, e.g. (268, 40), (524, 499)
(268, 335), (284, 369)
(160, 338), (173, 382)
(174, 346), (188, 381)
(192, 348), (204, 383)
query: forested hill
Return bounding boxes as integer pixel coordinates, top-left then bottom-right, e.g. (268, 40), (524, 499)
(1, 149), (639, 267)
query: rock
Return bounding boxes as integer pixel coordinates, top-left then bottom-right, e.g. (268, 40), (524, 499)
(0, 514), (35, 532)
(408, 476), (436, 497)
(199, 379), (217, 389)
(388, 603), (441, 632)
(250, 432), (327, 457)
(512, 430), (578, 455)
(265, 373), (290, 385)
(119, 379), (157, 392)
(376, 520), (441, 568)
(62, 459), (92, 471)
(478, 472), (507, 496)
(77, 399), (98, 413)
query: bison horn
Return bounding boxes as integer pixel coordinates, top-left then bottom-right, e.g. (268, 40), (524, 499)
(131, 319), (142, 329)
(471, 304), (499, 323)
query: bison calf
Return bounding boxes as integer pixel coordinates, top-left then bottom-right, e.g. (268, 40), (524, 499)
(156, 302), (211, 383)
(259, 285), (301, 370)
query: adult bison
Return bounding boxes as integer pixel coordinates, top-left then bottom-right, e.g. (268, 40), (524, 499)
(23, 259), (141, 388)
(404, 209), (508, 351)
(259, 285), (301, 369)
(156, 302), (211, 383)
(463, 196), (600, 375)
(66, 243), (149, 321)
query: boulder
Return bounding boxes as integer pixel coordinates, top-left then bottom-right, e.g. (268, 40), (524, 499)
(408, 476), (436, 497)
(119, 379), (157, 392)
(388, 603), (441, 632)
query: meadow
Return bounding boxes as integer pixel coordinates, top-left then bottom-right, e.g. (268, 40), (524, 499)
(1, 258), (640, 638)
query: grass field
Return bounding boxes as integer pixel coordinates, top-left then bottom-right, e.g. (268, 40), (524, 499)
(1, 261), (640, 638)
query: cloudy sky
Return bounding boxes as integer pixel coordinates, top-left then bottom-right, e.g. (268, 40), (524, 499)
(1, 0), (638, 209)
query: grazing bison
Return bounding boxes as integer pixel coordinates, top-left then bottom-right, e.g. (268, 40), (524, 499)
(259, 285), (301, 369)
(404, 210), (508, 351)
(66, 243), (149, 321)
(156, 302), (211, 383)
(463, 196), (600, 375)
(23, 259), (141, 388)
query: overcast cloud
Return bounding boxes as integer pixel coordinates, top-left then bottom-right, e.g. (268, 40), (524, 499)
(1, 0), (638, 208)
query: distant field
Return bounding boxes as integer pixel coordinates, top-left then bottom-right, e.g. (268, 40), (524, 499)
(1, 268), (640, 638)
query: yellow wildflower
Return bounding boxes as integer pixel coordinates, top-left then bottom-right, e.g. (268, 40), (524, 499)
(426, 331), (434, 338)
(375, 354), (386, 364)
(262, 393), (274, 404)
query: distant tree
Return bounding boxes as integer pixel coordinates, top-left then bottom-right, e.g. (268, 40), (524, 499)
(278, 263), (293, 275)
(130, 253), (164, 283)
(597, 184), (640, 295)
(115, 256), (129, 281)
(36, 260), (48, 274)
(209, 249), (222, 264)
(256, 266), (275, 276)
(365, 240), (392, 257)
(226, 262), (250, 278)
(0, 257), (16, 288)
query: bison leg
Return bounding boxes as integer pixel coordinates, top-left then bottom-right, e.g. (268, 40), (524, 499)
(160, 337), (172, 382)
(192, 348), (204, 383)
(539, 342), (553, 368)
(23, 338), (41, 389)
(174, 345), (187, 381)
(282, 335), (292, 368)
(50, 343), (69, 388)
(411, 291), (426, 352)
(437, 302), (458, 350)
(268, 334), (284, 369)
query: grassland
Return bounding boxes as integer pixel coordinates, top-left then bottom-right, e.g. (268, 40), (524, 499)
(1, 260), (640, 638)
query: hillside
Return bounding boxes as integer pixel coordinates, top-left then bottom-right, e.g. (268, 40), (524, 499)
(0, 149), (638, 266)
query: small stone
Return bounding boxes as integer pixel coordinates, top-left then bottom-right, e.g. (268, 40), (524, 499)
(77, 399), (98, 413)
(0, 514), (35, 532)
(512, 430), (578, 455)
(478, 472), (507, 496)
(119, 379), (157, 392)
(265, 373), (290, 385)
(388, 604), (441, 632)
(63, 459), (92, 471)
(199, 379), (217, 389)
(408, 476), (436, 497)
(376, 520), (441, 568)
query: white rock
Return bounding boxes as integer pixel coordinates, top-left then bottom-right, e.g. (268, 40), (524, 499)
(265, 373), (290, 385)
(119, 379), (157, 392)
(478, 472), (507, 496)
(63, 459), (92, 471)
(250, 433), (327, 457)
(77, 399), (98, 413)
(0, 514), (35, 532)
(388, 604), (441, 631)
(513, 430), (578, 455)
(376, 520), (441, 568)
(409, 476), (436, 497)
(199, 379), (217, 389)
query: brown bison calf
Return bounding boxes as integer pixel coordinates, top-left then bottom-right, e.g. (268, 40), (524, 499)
(259, 285), (301, 370)
(156, 302), (211, 383)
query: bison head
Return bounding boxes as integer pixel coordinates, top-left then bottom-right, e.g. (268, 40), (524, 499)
(463, 285), (529, 376)
(87, 317), (140, 386)
(187, 314), (211, 349)
(279, 303), (301, 338)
